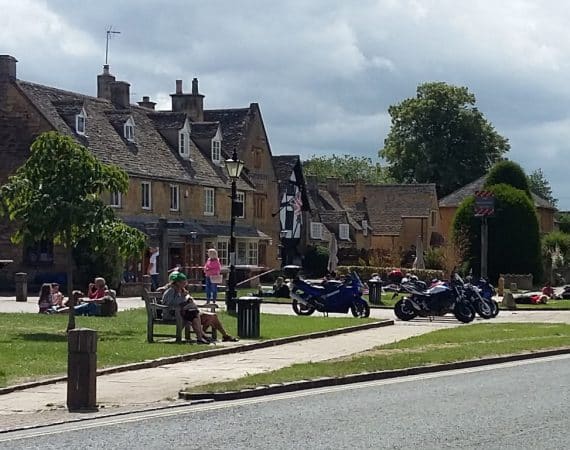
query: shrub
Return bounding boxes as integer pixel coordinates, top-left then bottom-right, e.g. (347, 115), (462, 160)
(424, 248), (447, 270)
(73, 235), (124, 291)
(337, 266), (445, 282)
(453, 183), (543, 283)
(484, 160), (531, 198)
(303, 245), (329, 277)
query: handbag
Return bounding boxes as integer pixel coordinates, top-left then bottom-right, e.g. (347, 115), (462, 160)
(210, 274), (223, 284)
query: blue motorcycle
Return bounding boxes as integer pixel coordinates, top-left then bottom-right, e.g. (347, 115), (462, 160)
(288, 270), (370, 318)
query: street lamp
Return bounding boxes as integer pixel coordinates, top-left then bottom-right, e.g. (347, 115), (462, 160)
(225, 148), (245, 314)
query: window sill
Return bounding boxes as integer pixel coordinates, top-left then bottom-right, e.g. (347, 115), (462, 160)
(203, 212), (214, 216)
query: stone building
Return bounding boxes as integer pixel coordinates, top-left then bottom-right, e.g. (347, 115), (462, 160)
(0, 55), (280, 290)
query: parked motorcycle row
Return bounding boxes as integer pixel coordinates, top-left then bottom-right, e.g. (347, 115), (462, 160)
(393, 273), (499, 323)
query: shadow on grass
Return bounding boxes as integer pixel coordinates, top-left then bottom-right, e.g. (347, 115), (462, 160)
(18, 332), (67, 342)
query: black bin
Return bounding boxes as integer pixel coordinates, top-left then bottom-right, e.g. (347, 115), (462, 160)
(368, 279), (382, 305)
(237, 296), (263, 339)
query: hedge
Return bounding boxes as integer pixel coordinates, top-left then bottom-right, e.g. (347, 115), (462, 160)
(337, 266), (445, 282)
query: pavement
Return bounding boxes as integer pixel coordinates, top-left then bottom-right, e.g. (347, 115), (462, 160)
(2, 295), (570, 431)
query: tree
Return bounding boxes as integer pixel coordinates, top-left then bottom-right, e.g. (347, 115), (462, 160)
(303, 154), (391, 184)
(528, 168), (558, 207)
(484, 160), (531, 197)
(0, 132), (147, 296)
(453, 183), (543, 283)
(380, 82), (510, 196)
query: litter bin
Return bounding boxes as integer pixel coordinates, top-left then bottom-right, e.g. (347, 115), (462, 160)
(368, 279), (382, 305)
(237, 296), (262, 339)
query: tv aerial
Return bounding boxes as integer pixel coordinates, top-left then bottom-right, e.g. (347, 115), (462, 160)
(105, 26), (121, 65)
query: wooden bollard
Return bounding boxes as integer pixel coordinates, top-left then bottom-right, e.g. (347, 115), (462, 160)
(498, 276), (505, 297)
(15, 272), (27, 302)
(67, 328), (98, 412)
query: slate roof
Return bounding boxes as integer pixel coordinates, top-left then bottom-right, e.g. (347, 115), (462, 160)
(16, 80), (252, 190)
(204, 107), (251, 157)
(439, 175), (557, 210)
(337, 183), (438, 235)
(191, 122), (219, 140)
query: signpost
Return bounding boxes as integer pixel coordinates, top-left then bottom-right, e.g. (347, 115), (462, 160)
(474, 191), (495, 278)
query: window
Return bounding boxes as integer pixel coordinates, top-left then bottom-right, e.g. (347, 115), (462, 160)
(179, 131), (189, 157)
(75, 108), (86, 135)
(431, 210), (437, 228)
(170, 184), (180, 211)
(141, 181), (152, 210)
(204, 188), (215, 215)
(236, 191), (245, 218)
(110, 191), (122, 208)
(216, 240), (229, 265)
(254, 195), (265, 219)
(339, 224), (350, 240)
(248, 241), (258, 265)
(311, 222), (323, 239)
(211, 140), (221, 163)
(237, 241), (247, 265)
(253, 147), (262, 169)
(25, 239), (54, 264)
(124, 117), (135, 142)
(362, 219), (368, 237)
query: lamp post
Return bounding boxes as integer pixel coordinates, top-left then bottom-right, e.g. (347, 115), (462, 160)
(189, 230), (197, 281)
(225, 148), (245, 314)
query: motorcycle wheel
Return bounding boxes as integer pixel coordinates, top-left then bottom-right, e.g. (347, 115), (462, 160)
(394, 299), (417, 321)
(490, 300), (500, 317)
(454, 302), (475, 323)
(474, 299), (493, 319)
(351, 301), (370, 318)
(292, 299), (316, 316)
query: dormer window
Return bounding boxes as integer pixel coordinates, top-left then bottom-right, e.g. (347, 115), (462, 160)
(211, 140), (221, 164)
(179, 119), (191, 158)
(124, 117), (135, 142)
(75, 108), (86, 135)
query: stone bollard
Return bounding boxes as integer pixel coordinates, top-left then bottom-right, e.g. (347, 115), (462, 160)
(510, 282), (518, 293)
(15, 272), (28, 302)
(142, 274), (152, 293)
(67, 328), (98, 412)
(498, 276), (505, 297)
(503, 292), (516, 310)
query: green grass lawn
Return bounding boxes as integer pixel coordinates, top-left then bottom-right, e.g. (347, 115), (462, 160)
(0, 309), (375, 388)
(189, 323), (570, 393)
(507, 299), (570, 309)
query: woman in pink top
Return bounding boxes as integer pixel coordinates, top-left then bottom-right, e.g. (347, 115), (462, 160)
(204, 248), (222, 303)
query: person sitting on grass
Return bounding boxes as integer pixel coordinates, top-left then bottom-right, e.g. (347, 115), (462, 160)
(163, 271), (238, 343)
(56, 278), (118, 317)
(38, 283), (53, 314)
(50, 283), (65, 309)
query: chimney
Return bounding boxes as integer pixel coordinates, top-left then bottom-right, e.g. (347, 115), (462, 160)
(170, 78), (204, 121)
(326, 177), (339, 195)
(110, 81), (130, 109)
(97, 64), (116, 100)
(137, 95), (156, 110)
(306, 175), (318, 197)
(0, 55), (17, 80)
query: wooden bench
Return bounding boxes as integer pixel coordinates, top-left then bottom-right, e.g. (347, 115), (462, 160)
(142, 289), (218, 343)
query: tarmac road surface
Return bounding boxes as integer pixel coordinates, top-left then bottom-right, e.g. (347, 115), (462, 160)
(2, 354), (569, 449)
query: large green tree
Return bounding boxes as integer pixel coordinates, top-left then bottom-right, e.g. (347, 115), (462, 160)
(380, 82), (510, 196)
(528, 168), (558, 207)
(303, 154), (391, 183)
(0, 132), (146, 296)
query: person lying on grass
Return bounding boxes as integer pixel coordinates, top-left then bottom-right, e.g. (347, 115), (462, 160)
(162, 271), (238, 344)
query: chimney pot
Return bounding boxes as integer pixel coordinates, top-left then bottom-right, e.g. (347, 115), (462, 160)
(192, 78), (199, 95)
(142, 96), (149, 102)
(97, 65), (115, 100)
(176, 79), (183, 94)
(137, 95), (156, 110)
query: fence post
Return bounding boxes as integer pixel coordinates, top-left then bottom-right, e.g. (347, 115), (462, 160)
(67, 328), (98, 412)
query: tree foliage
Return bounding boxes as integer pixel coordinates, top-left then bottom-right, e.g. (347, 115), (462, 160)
(452, 184), (543, 283)
(484, 160), (531, 197)
(380, 82), (509, 196)
(0, 132), (146, 293)
(557, 213), (570, 234)
(528, 168), (558, 207)
(302, 154), (391, 184)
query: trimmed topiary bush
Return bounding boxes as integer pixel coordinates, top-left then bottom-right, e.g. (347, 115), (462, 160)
(484, 160), (531, 198)
(453, 183), (543, 283)
(303, 245), (329, 277)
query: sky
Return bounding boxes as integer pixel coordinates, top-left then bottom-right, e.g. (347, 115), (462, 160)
(2, 0), (570, 207)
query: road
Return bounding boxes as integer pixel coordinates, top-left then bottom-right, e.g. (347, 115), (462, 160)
(2, 355), (569, 449)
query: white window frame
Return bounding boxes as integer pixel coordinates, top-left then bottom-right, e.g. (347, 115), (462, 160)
(247, 241), (259, 266)
(110, 191), (122, 208)
(124, 117), (135, 142)
(237, 241), (247, 265)
(362, 219), (368, 237)
(75, 108), (86, 135)
(211, 139), (221, 164)
(204, 187), (215, 216)
(310, 222), (323, 240)
(236, 191), (245, 219)
(339, 223), (350, 240)
(170, 184), (180, 212)
(216, 239), (229, 265)
(179, 119), (190, 158)
(141, 181), (152, 210)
